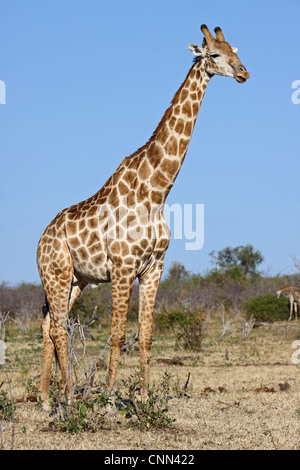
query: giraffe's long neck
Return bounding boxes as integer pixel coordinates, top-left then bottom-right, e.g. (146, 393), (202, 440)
(96, 60), (211, 209)
(139, 59), (211, 205)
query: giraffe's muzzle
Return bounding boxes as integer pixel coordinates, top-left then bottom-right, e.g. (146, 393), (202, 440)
(234, 64), (250, 83)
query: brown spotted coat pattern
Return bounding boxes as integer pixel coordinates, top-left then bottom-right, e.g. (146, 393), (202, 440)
(37, 25), (249, 410)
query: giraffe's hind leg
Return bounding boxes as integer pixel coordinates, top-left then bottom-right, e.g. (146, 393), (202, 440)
(38, 232), (77, 409)
(39, 271), (73, 410)
(68, 278), (88, 312)
(40, 275), (87, 411)
(40, 302), (55, 411)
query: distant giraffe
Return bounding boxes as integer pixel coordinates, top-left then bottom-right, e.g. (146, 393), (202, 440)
(37, 25), (249, 411)
(277, 285), (300, 321)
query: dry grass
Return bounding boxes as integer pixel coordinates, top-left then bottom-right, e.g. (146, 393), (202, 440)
(1, 314), (300, 450)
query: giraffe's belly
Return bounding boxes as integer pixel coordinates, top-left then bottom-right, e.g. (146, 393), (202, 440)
(66, 226), (110, 283)
(72, 254), (111, 284)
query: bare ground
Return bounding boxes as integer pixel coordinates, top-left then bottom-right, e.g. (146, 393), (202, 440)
(1, 316), (300, 450)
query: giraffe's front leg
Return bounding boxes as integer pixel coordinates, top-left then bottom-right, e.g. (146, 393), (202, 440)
(106, 265), (135, 391)
(138, 262), (164, 401)
(288, 297), (294, 321)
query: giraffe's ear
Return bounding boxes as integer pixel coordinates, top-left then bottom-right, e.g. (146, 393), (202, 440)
(231, 47), (238, 54)
(188, 44), (205, 57)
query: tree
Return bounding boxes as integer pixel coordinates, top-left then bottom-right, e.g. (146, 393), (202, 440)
(166, 261), (190, 283)
(209, 245), (263, 280)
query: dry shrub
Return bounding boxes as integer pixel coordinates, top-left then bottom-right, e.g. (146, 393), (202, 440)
(155, 299), (205, 351)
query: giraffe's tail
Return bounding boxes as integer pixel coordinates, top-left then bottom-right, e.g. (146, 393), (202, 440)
(42, 295), (60, 367)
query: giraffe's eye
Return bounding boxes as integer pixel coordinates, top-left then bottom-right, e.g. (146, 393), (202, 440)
(210, 53), (220, 59)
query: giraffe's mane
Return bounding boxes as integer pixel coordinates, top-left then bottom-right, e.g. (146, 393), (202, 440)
(128, 63), (196, 159)
(193, 56), (203, 65)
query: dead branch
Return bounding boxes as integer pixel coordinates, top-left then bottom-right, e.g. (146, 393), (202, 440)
(121, 333), (138, 353)
(240, 315), (256, 340)
(183, 372), (191, 391)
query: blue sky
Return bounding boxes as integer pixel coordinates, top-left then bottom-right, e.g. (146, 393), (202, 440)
(1, 0), (300, 285)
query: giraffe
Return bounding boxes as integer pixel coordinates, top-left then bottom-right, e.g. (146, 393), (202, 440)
(276, 285), (300, 321)
(37, 24), (249, 411)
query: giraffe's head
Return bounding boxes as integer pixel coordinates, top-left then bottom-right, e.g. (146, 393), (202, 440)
(276, 289), (281, 299)
(189, 25), (249, 83)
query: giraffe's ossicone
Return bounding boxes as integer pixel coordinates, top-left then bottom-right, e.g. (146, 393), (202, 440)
(37, 25), (249, 411)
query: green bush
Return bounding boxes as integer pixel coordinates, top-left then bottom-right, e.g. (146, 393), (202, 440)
(0, 390), (14, 421)
(243, 293), (289, 322)
(155, 301), (205, 351)
(52, 394), (112, 434)
(116, 371), (176, 431)
(71, 284), (139, 324)
(71, 286), (111, 324)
